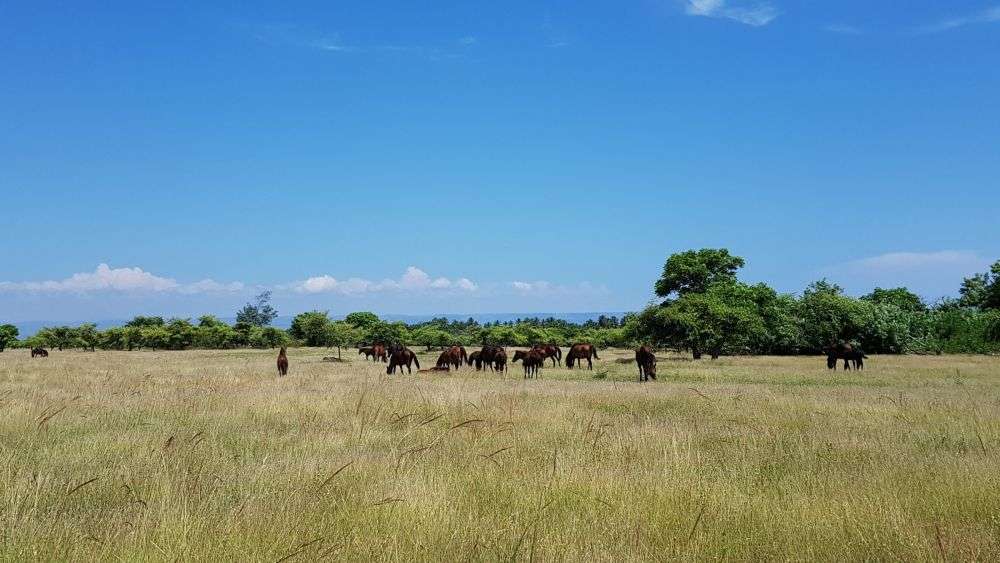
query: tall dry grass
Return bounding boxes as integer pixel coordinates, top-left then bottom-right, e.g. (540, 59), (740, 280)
(1, 348), (999, 561)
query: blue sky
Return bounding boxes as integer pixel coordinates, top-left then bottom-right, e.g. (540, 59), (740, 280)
(2, 1), (998, 322)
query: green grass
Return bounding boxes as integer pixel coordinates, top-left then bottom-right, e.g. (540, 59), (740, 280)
(1, 348), (999, 561)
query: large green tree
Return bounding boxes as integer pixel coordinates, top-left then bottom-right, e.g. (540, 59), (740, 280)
(289, 311), (331, 347)
(344, 312), (381, 331)
(236, 291), (278, 327)
(655, 248), (746, 298)
(0, 324), (18, 352)
(862, 287), (927, 313)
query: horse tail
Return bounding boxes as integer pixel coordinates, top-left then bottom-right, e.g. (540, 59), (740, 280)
(565, 353), (573, 368)
(413, 354), (420, 369)
(555, 346), (562, 360)
(591, 346), (599, 360)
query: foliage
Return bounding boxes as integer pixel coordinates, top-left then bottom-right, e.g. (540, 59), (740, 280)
(862, 287), (926, 313)
(289, 311), (331, 347)
(654, 248), (745, 298)
(236, 291), (278, 327)
(0, 324), (18, 352)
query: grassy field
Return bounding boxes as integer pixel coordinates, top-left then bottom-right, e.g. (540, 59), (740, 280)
(2, 348), (999, 561)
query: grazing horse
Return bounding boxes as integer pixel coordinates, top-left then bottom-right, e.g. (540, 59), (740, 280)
(531, 344), (562, 367)
(31, 347), (49, 358)
(276, 347), (289, 377)
(448, 346), (467, 369)
(387, 348), (420, 375)
(635, 345), (657, 382)
(467, 351), (484, 371)
(359, 346), (376, 361)
(491, 347), (507, 373)
(513, 350), (544, 378)
(825, 343), (868, 371)
(479, 345), (505, 373)
(372, 344), (388, 363)
(565, 343), (600, 370)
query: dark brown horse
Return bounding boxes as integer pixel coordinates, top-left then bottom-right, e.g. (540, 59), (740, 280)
(359, 346), (375, 361)
(635, 345), (657, 382)
(387, 348), (420, 375)
(512, 349), (544, 378)
(531, 344), (562, 367)
(467, 350), (484, 371)
(825, 342), (867, 371)
(479, 345), (506, 373)
(31, 347), (49, 358)
(436, 346), (466, 370)
(277, 347), (289, 376)
(565, 343), (599, 370)
(492, 347), (507, 373)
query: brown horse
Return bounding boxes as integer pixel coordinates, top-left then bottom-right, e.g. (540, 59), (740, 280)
(492, 347), (508, 373)
(512, 349), (543, 378)
(435, 346), (464, 370)
(635, 345), (657, 382)
(825, 342), (867, 371)
(359, 346), (375, 361)
(277, 347), (289, 377)
(565, 343), (599, 370)
(387, 348), (420, 375)
(467, 350), (484, 371)
(31, 347), (49, 358)
(531, 344), (562, 367)
(373, 344), (388, 363)
(479, 345), (505, 372)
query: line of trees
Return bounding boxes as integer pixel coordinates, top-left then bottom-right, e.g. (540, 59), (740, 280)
(3, 252), (1000, 356)
(627, 249), (1000, 357)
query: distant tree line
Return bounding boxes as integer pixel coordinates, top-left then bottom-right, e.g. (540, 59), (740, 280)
(4, 254), (1000, 356)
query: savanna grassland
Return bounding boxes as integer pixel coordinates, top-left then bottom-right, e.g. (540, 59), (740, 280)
(2, 348), (999, 561)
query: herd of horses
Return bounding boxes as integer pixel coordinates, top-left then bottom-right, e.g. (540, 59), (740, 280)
(354, 343), (605, 379)
(25, 340), (866, 378)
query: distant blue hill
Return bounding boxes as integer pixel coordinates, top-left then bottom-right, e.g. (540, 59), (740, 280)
(11, 312), (629, 337)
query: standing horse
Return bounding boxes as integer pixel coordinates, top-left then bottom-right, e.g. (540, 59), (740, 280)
(635, 345), (657, 382)
(565, 343), (599, 370)
(531, 344), (562, 367)
(372, 344), (388, 363)
(277, 347), (289, 377)
(479, 345), (504, 373)
(513, 350), (543, 378)
(467, 351), (484, 371)
(31, 347), (49, 358)
(825, 342), (867, 371)
(491, 347), (507, 373)
(387, 348), (420, 375)
(359, 347), (376, 361)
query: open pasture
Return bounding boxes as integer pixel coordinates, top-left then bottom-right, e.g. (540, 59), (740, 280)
(2, 349), (999, 561)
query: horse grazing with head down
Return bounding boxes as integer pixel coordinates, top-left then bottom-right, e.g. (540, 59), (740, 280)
(512, 349), (544, 378)
(565, 343), (599, 370)
(387, 348), (420, 375)
(531, 344), (562, 367)
(467, 351), (484, 371)
(31, 347), (49, 358)
(825, 342), (868, 371)
(635, 345), (657, 382)
(276, 347), (289, 377)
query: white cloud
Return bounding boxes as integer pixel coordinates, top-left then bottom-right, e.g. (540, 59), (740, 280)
(292, 266), (478, 295)
(845, 251), (990, 272)
(684, 0), (780, 27)
(917, 6), (1000, 33)
(827, 251), (992, 299)
(510, 280), (608, 296)
(0, 264), (243, 294)
(178, 279), (245, 294)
